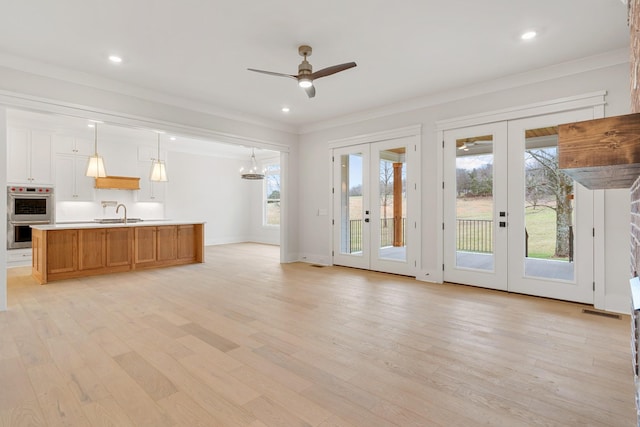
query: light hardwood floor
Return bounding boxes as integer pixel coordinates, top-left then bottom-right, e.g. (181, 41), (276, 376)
(1, 243), (636, 426)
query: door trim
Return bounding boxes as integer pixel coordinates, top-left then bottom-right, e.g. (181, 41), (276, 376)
(435, 91), (606, 131)
(328, 125), (422, 148)
(435, 93), (606, 307)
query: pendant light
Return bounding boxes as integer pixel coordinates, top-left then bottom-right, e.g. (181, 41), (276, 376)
(240, 148), (264, 180)
(86, 122), (107, 178)
(150, 132), (168, 182)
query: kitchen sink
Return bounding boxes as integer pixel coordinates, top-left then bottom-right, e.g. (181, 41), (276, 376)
(94, 218), (143, 224)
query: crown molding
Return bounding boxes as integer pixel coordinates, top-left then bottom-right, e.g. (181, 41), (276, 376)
(298, 48), (629, 135)
(0, 52), (296, 134)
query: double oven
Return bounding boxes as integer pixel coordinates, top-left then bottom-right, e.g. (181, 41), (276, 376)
(7, 186), (54, 249)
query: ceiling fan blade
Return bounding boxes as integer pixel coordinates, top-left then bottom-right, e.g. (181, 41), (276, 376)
(305, 85), (316, 98)
(247, 68), (297, 80)
(310, 62), (357, 80)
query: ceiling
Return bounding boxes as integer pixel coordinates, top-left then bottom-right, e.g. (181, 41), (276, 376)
(0, 1), (630, 132)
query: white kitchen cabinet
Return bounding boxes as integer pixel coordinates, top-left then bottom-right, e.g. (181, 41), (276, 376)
(136, 163), (165, 202)
(55, 154), (95, 201)
(7, 128), (54, 185)
(7, 248), (32, 267)
(53, 135), (95, 156)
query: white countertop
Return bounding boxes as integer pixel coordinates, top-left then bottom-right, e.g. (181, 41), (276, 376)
(31, 220), (205, 231)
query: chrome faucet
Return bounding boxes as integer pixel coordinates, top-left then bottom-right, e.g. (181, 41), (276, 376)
(115, 203), (127, 224)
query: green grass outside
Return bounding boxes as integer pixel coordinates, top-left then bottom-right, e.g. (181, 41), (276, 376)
(524, 206), (560, 259)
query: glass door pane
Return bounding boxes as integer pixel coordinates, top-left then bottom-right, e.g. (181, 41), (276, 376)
(455, 134), (494, 271)
(333, 144), (371, 271)
(339, 152), (365, 255)
(523, 126), (575, 281)
(377, 147), (406, 262)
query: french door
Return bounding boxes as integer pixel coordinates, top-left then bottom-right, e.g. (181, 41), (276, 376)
(444, 109), (595, 303)
(332, 137), (418, 276)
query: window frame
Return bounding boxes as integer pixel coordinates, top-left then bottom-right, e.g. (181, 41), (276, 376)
(263, 161), (281, 227)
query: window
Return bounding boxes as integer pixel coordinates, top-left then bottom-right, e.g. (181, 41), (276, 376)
(264, 163), (280, 226)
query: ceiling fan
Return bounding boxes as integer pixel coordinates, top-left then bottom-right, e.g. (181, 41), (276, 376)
(457, 138), (493, 152)
(247, 45), (357, 98)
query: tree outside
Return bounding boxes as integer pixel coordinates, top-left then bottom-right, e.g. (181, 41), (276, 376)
(525, 147), (572, 259)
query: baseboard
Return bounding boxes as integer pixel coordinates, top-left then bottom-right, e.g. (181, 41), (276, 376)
(298, 253), (331, 266)
(204, 237), (247, 246)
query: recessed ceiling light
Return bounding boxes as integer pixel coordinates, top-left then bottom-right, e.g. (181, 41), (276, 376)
(521, 31), (537, 40)
(169, 136), (176, 141)
(87, 124), (94, 128)
(108, 55), (123, 63)
(282, 107), (290, 113)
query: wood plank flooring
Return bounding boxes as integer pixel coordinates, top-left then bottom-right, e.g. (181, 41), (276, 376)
(1, 242), (636, 426)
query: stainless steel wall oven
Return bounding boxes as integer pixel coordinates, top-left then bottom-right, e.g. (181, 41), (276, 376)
(7, 186), (54, 249)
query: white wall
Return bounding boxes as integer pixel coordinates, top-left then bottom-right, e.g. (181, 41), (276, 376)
(605, 188), (632, 310)
(298, 62), (632, 312)
(164, 151), (251, 245)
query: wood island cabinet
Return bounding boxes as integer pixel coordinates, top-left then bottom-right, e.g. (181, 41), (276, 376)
(77, 228), (134, 271)
(106, 228), (133, 267)
(134, 227), (157, 264)
(156, 226), (177, 262)
(79, 228), (106, 271)
(47, 229), (78, 274)
(132, 225), (200, 269)
(32, 223), (204, 284)
(177, 225), (197, 260)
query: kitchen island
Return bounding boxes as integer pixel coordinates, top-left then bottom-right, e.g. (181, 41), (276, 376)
(31, 221), (204, 284)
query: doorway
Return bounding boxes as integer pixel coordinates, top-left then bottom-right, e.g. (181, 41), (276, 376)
(443, 109), (595, 303)
(332, 136), (419, 276)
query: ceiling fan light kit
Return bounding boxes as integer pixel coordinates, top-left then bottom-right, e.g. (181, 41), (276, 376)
(298, 78), (313, 88)
(248, 45), (356, 98)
